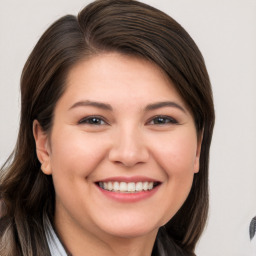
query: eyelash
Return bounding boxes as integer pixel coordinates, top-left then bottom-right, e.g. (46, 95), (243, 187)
(147, 115), (178, 125)
(78, 116), (108, 125)
(78, 115), (178, 126)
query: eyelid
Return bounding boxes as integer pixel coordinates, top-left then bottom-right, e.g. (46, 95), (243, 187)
(146, 115), (179, 125)
(78, 115), (109, 125)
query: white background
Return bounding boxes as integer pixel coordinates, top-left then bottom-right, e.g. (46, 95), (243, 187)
(0, 0), (255, 255)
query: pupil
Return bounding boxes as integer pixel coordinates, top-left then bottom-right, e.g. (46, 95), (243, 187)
(157, 117), (165, 123)
(92, 118), (99, 124)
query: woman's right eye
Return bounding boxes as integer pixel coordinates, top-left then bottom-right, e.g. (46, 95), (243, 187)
(78, 116), (107, 125)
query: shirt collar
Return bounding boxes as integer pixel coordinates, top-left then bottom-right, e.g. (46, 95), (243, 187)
(43, 214), (68, 256)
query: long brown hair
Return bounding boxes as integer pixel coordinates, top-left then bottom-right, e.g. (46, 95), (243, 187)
(0, 1), (215, 255)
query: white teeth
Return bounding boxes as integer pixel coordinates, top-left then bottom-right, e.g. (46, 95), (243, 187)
(98, 181), (156, 193)
(113, 181), (119, 191)
(107, 181), (113, 191)
(142, 182), (148, 191)
(127, 182), (135, 192)
(119, 182), (127, 192)
(135, 182), (143, 191)
(148, 182), (153, 190)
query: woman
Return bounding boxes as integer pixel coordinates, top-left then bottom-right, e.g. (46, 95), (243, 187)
(0, 0), (215, 255)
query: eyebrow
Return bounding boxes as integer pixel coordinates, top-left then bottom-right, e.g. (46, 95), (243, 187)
(144, 101), (186, 113)
(69, 100), (186, 113)
(69, 100), (113, 111)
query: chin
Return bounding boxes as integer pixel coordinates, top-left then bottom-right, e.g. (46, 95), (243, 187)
(105, 227), (157, 239)
(96, 216), (161, 239)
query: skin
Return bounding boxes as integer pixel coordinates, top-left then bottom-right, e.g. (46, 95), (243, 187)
(34, 53), (202, 256)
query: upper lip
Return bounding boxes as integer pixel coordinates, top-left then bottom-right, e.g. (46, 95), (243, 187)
(95, 176), (161, 183)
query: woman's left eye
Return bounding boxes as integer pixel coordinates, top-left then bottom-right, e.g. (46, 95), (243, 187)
(147, 116), (178, 125)
(78, 116), (107, 125)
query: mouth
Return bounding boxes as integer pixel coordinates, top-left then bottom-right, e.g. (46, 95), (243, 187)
(96, 181), (161, 193)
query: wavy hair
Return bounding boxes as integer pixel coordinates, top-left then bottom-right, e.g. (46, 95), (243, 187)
(0, 1), (215, 255)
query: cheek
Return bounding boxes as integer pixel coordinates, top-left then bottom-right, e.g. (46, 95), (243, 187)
(151, 131), (198, 176)
(49, 129), (107, 177)
(150, 133), (197, 224)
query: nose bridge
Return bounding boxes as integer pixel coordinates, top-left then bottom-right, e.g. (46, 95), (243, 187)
(108, 123), (149, 167)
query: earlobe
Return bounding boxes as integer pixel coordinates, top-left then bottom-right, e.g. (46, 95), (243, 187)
(33, 120), (52, 175)
(41, 161), (52, 175)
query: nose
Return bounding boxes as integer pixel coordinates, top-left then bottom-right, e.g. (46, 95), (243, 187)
(108, 127), (149, 167)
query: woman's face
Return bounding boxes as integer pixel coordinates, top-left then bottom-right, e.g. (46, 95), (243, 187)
(35, 53), (201, 241)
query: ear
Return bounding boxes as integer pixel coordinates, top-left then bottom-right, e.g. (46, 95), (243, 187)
(33, 120), (52, 175)
(193, 131), (203, 173)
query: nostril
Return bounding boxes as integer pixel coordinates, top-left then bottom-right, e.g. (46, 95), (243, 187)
(109, 149), (149, 167)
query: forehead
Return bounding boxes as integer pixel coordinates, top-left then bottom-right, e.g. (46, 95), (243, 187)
(63, 53), (182, 102)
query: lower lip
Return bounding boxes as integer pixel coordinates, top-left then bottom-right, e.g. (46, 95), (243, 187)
(96, 185), (160, 203)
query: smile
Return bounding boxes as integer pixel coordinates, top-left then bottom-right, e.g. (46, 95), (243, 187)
(98, 181), (160, 193)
